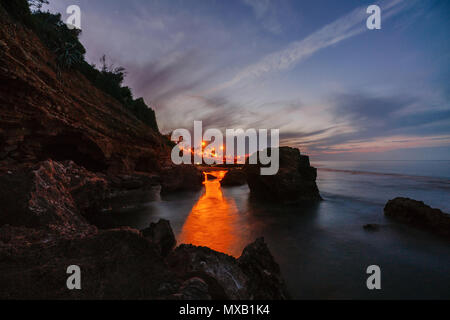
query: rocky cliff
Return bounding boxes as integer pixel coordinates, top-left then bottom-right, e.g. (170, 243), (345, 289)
(0, 3), (287, 299)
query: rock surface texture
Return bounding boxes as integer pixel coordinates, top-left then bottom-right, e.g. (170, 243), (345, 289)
(220, 169), (247, 187)
(243, 147), (321, 203)
(384, 197), (450, 238)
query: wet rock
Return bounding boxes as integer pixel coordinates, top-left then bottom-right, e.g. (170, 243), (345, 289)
(384, 197), (450, 238)
(0, 228), (180, 299)
(363, 224), (380, 231)
(166, 238), (289, 300)
(160, 164), (203, 193)
(220, 169), (247, 187)
(0, 160), (98, 237)
(237, 237), (289, 300)
(167, 244), (246, 299)
(174, 277), (211, 300)
(142, 219), (176, 257)
(243, 147), (321, 203)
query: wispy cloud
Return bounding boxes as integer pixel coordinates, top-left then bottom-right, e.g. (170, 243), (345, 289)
(214, 0), (409, 92)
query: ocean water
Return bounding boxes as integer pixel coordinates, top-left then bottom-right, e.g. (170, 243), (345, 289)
(110, 161), (450, 299)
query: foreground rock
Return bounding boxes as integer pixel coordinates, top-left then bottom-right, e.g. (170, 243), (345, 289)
(0, 160), (288, 299)
(160, 164), (203, 193)
(167, 238), (289, 300)
(243, 147), (321, 203)
(384, 197), (450, 238)
(142, 219), (176, 257)
(220, 169), (247, 187)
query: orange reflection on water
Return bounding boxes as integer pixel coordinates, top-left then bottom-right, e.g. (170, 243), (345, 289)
(178, 170), (244, 257)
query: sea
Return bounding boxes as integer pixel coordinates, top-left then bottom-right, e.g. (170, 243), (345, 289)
(110, 160), (450, 299)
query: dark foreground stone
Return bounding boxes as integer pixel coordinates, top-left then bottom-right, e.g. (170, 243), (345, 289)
(220, 169), (247, 187)
(384, 197), (450, 238)
(167, 238), (289, 300)
(142, 219), (176, 257)
(243, 147), (321, 203)
(0, 160), (289, 299)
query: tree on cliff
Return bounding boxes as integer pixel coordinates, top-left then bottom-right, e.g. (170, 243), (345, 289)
(0, 0), (159, 132)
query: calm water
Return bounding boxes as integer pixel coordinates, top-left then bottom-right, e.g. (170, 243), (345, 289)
(111, 161), (450, 299)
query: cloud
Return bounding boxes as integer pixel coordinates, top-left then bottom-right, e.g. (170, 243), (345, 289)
(242, 0), (282, 34)
(215, 0), (409, 92)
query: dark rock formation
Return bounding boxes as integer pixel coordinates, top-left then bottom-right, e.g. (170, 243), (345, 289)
(220, 169), (247, 187)
(0, 5), (202, 191)
(0, 160), (99, 237)
(0, 159), (288, 299)
(142, 219), (176, 257)
(384, 197), (450, 238)
(243, 147), (321, 203)
(166, 238), (289, 300)
(160, 164), (204, 193)
(0, 227), (178, 299)
(237, 237), (289, 299)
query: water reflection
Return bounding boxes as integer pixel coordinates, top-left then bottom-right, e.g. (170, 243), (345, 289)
(178, 170), (246, 257)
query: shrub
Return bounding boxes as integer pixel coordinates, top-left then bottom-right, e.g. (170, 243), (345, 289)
(0, 0), (159, 131)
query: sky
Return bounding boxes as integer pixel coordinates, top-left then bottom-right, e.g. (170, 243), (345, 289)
(45, 0), (450, 160)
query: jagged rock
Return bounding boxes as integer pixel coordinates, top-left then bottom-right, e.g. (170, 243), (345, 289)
(220, 169), (247, 187)
(142, 219), (176, 257)
(237, 237), (289, 299)
(0, 160), (99, 237)
(384, 197), (450, 238)
(166, 238), (289, 300)
(0, 228), (181, 299)
(243, 147), (321, 203)
(173, 277), (211, 300)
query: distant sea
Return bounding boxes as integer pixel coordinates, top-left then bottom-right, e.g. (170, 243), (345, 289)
(111, 160), (450, 299)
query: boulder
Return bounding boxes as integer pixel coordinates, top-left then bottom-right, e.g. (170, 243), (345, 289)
(220, 169), (247, 187)
(160, 164), (203, 193)
(384, 197), (450, 238)
(0, 160), (100, 237)
(166, 238), (289, 300)
(243, 147), (321, 203)
(238, 237), (289, 300)
(0, 228), (180, 299)
(142, 219), (177, 257)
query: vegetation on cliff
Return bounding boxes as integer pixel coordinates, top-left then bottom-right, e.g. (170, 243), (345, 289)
(0, 0), (158, 131)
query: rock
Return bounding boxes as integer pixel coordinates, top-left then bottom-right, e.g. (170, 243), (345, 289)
(166, 244), (246, 299)
(174, 277), (211, 300)
(160, 164), (203, 193)
(206, 173), (217, 180)
(363, 224), (380, 231)
(243, 147), (321, 203)
(237, 237), (289, 300)
(220, 169), (247, 187)
(0, 228), (181, 299)
(384, 197), (450, 238)
(0, 160), (99, 237)
(142, 219), (176, 257)
(166, 238), (289, 300)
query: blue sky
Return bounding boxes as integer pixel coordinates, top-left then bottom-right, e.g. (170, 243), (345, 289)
(46, 0), (450, 160)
